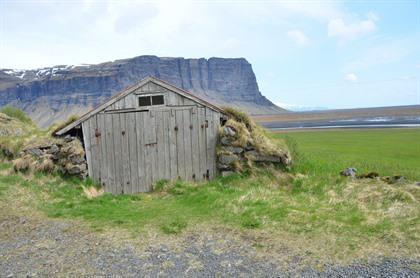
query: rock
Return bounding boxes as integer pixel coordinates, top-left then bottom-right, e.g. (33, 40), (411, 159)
(340, 168), (357, 178)
(218, 154), (239, 165)
(25, 148), (43, 157)
(381, 175), (405, 184)
(217, 163), (231, 171)
(415, 182), (420, 186)
(245, 146), (255, 151)
(66, 164), (87, 175)
(245, 150), (258, 156)
(249, 154), (281, 163)
(64, 135), (74, 142)
(221, 171), (234, 177)
(223, 146), (243, 154)
(220, 136), (234, 146)
(223, 126), (237, 136)
(389, 175), (405, 184)
(46, 144), (60, 154)
(69, 154), (85, 165)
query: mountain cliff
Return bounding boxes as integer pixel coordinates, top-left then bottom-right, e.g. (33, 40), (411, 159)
(0, 55), (284, 128)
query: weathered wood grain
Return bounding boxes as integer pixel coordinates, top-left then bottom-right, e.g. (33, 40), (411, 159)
(175, 109), (185, 179)
(168, 109), (178, 180)
(183, 108), (193, 180)
(190, 107), (200, 181)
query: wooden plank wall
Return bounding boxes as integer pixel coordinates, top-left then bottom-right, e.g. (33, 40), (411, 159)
(83, 81), (221, 194)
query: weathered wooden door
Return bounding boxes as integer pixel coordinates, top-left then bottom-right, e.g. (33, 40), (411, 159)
(84, 106), (218, 194)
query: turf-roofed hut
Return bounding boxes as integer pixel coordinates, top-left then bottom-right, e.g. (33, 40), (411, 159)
(55, 76), (225, 194)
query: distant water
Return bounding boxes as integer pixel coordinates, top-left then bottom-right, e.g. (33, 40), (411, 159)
(262, 116), (420, 130)
(270, 124), (420, 131)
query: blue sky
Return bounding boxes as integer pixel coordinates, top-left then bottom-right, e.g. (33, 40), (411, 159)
(1, 0), (419, 109)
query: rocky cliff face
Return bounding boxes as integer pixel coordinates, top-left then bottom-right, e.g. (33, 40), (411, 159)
(0, 55), (284, 128)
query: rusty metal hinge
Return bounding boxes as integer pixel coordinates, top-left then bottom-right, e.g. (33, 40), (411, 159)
(95, 129), (101, 137)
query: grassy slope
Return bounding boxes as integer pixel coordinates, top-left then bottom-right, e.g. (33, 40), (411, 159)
(1, 128), (419, 262)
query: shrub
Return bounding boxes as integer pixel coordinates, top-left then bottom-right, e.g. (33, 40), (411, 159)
(0, 106), (33, 124)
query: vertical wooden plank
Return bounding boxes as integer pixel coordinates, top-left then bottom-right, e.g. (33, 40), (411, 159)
(112, 113), (123, 194)
(162, 111), (171, 180)
(205, 108), (215, 179)
(190, 107), (200, 181)
(143, 112), (153, 190)
(150, 111), (158, 188)
(156, 111), (165, 181)
(198, 108), (207, 180)
(97, 114), (108, 188)
(127, 112), (139, 193)
(82, 121), (93, 178)
(104, 114), (116, 194)
(126, 94), (137, 108)
(168, 109), (178, 180)
(183, 108), (193, 180)
(175, 110), (186, 179)
(89, 116), (100, 182)
(120, 113), (131, 194)
(213, 112), (220, 177)
(136, 112), (146, 192)
(168, 91), (177, 106)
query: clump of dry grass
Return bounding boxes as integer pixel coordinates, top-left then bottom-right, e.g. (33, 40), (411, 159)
(50, 115), (80, 135)
(221, 119), (251, 148)
(222, 107), (256, 131)
(83, 186), (105, 199)
(12, 155), (33, 172)
(34, 158), (55, 173)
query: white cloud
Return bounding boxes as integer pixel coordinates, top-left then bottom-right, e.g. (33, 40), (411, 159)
(287, 29), (309, 47)
(345, 73), (358, 82)
(328, 15), (377, 42)
(342, 36), (418, 72)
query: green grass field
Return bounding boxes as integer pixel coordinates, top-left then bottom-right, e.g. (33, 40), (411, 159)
(271, 128), (420, 181)
(1, 128), (419, 262)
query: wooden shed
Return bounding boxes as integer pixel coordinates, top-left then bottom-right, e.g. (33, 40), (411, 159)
(56, 76), (225, 194)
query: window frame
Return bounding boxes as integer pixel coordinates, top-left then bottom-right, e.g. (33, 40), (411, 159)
(137, 93), (166, 108)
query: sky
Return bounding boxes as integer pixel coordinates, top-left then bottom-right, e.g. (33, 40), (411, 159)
(1, 0), (419, 109)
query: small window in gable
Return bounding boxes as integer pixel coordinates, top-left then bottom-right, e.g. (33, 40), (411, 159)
(138, 95), (164, 107)
(152, 95), (164, 105)
(139, 96), (151, 107)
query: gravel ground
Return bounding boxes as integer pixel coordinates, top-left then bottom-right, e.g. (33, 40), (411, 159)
(1, 215), (419, 277)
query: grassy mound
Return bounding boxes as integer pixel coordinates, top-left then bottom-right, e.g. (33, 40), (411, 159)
(0, 106), (33, 125)
(0, 109), (39, 159)
(218, 107), (290, 171)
